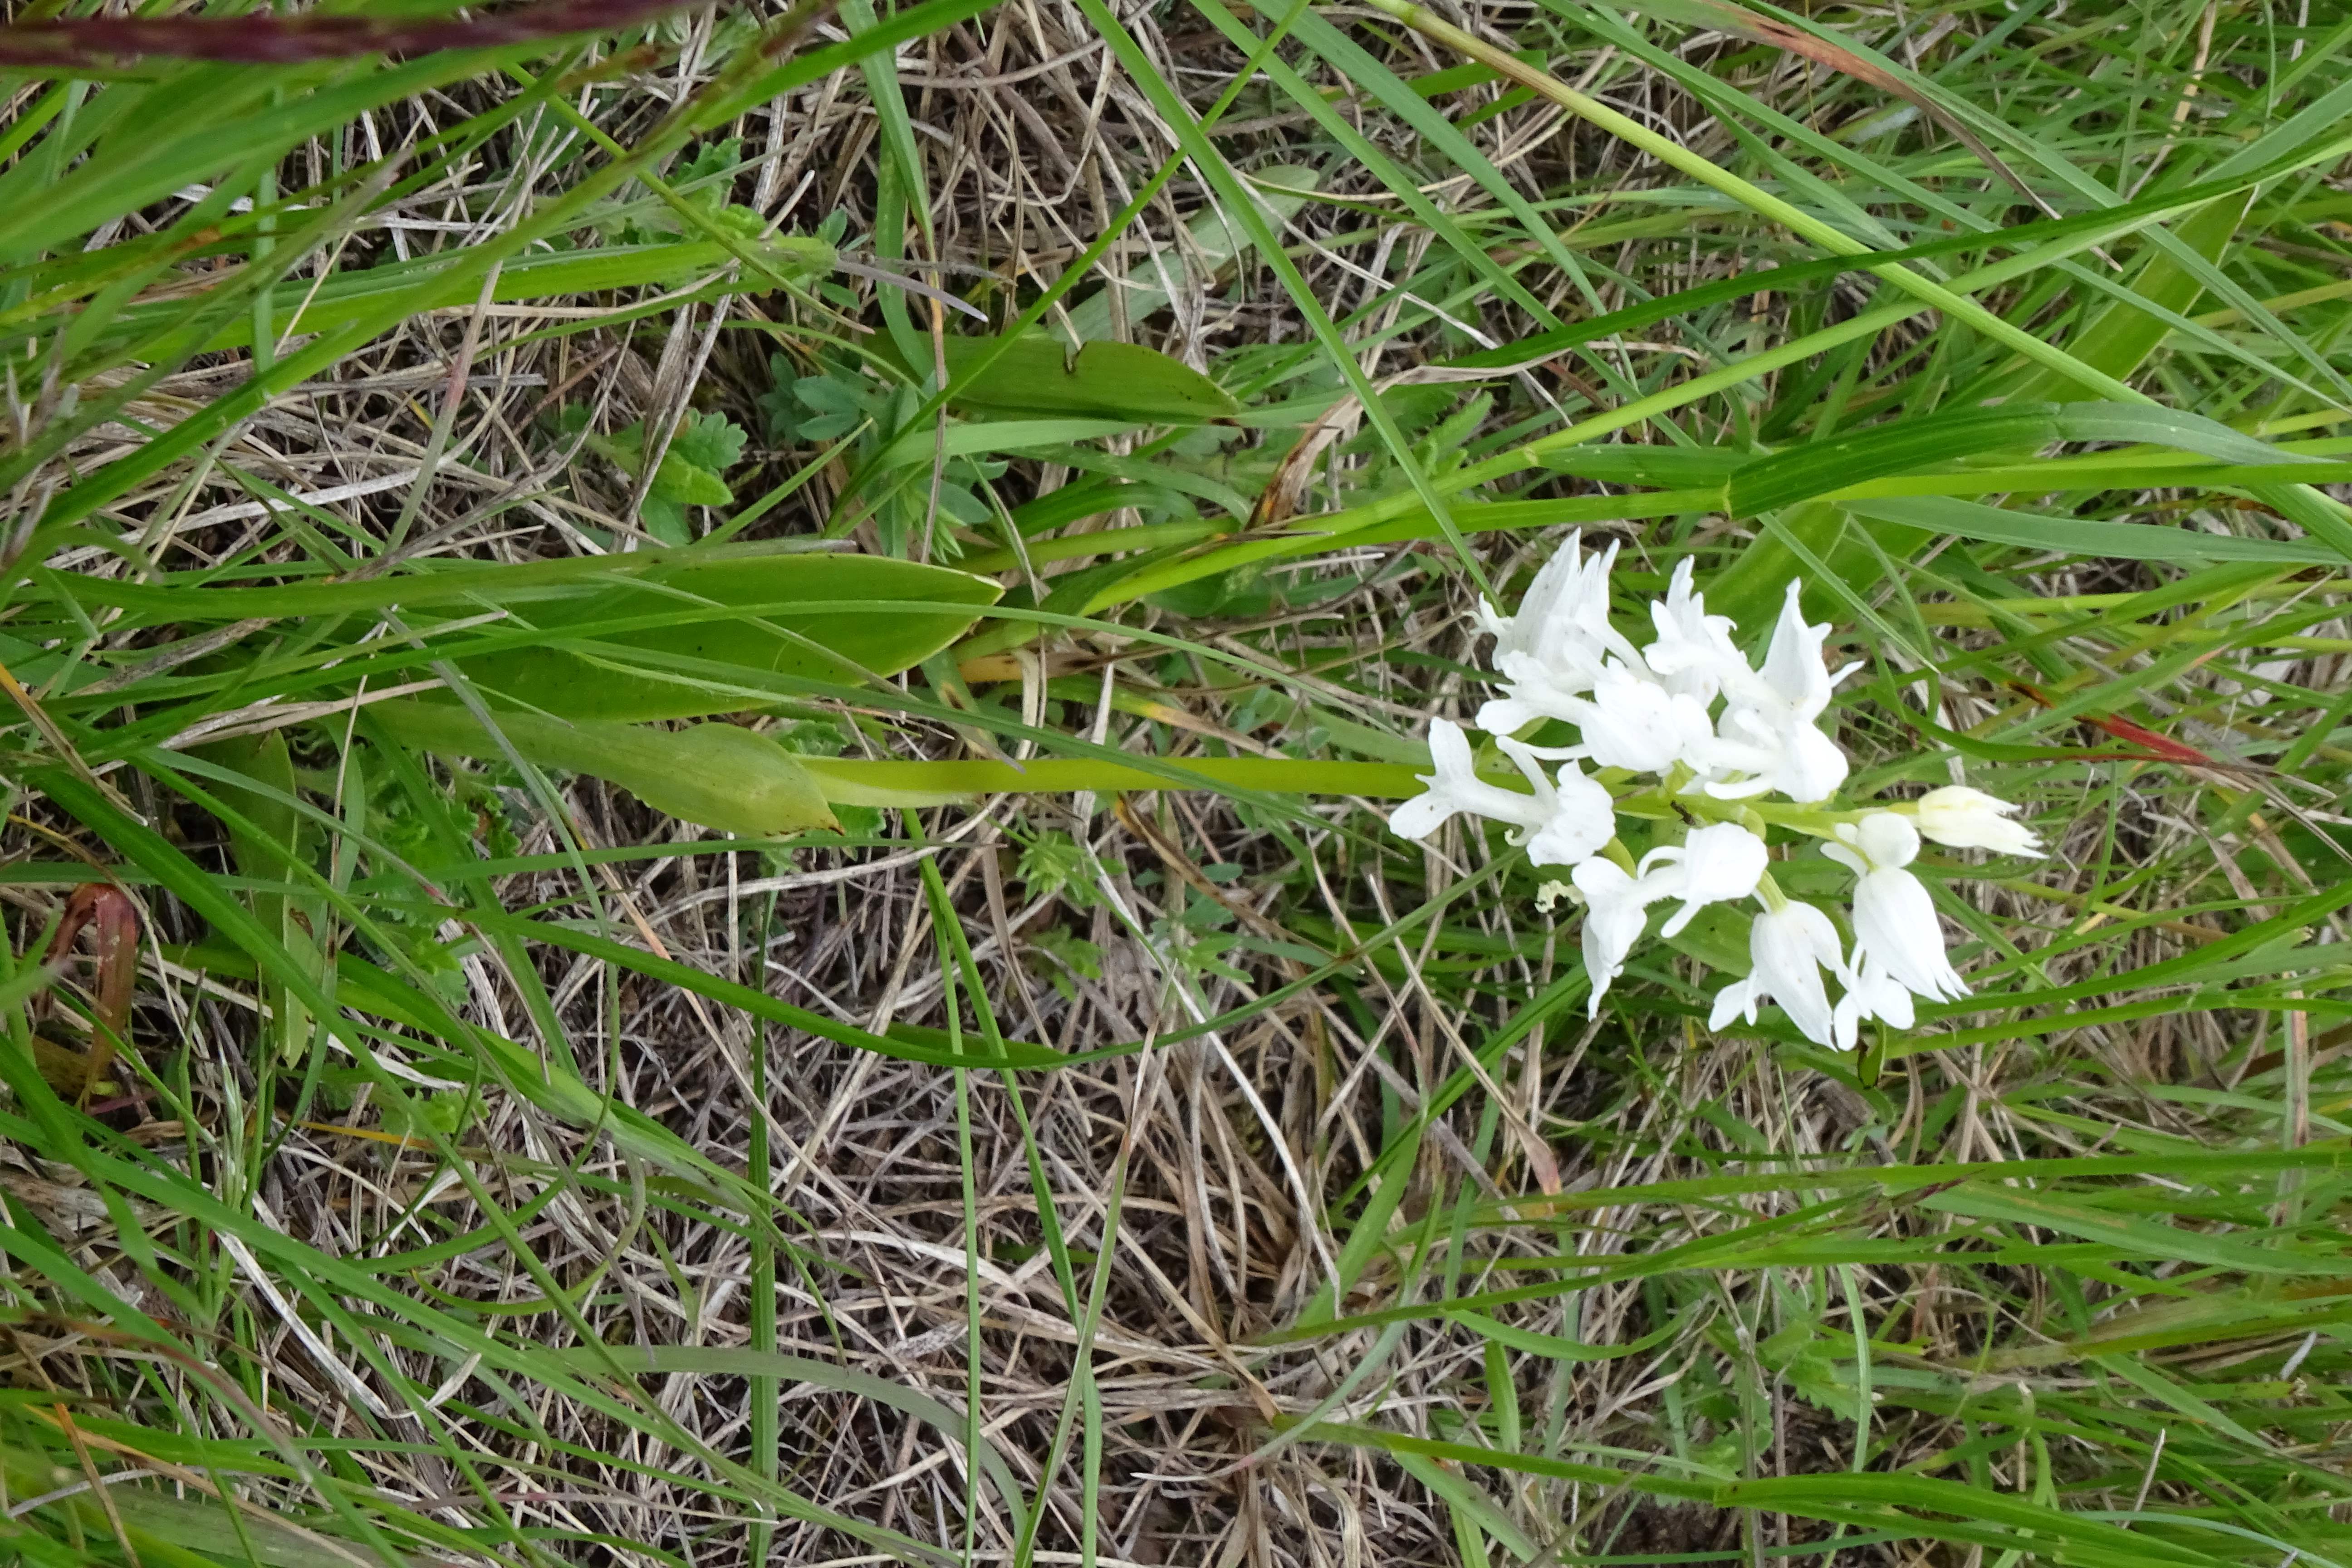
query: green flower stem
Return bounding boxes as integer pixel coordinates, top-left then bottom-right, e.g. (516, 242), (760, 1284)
(1605, 782), (1860, 842)
(796, 756), (1909, 855)
(798, 755), (1426, 805)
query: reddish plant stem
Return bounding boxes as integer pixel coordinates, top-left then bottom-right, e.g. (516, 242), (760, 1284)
(0, 0), (698, 69)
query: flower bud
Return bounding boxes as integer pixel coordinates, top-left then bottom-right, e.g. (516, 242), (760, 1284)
(1916, 786), (2042, 856)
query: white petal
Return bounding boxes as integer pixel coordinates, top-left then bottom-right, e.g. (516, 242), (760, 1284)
(1759, 580), (1835, 719)
(1834, 953), (1916, 1049)
(1643, 558), (1749, 704)
(1697, 696), (1849, 804)
(1852, 867), (1967, 1001)
(1573, 857), (1656, 1016)
(1494, 736), (1561, 801)
(1778, 723), (1851, 804)
(1681, 823), (1769, 900)
(1427, 716), (1475, 779)
(1709, 973), (1764, 1030)
(1567, 669), (1713, 775)
(1572, 856), (1636, 900)
(1389, 793), (1451, 841)
(1475, 691), (1548, 735)
(1755, 902), (1841, 1046)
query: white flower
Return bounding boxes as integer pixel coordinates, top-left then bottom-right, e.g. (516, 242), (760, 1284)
(1695, 582), (1857, 804)
(1824, 812), (1969, 1003)
(1391, 722), (1615, 869)
(1697, 705), (1851, 804)
(1534, 880), (1574, 914)
(1551, 665), (1716, 775)
(1573, 856), (1670, 1016)
(1643, 559), (1747, 705)
(1392, 719), (1557, 841)
(1833, 951), (1917, 1050)
(1637, 822), (1768, 937)
(1475, 531), (1642, 712)
(1475, 652), (1583, 737)
(1475, 533), (1664, 741)
(1916, 785), (2042, 857)
(1521, 746), (1616, 868)
(1476, 532), (1595, 668)
(1710, 899), (1846, 1047)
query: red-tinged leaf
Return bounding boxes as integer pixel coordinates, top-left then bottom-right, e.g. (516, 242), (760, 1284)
(0, 0), (697, 68)
(2077, 712), (2219, 766)
(36, 882), (139, 1102)
(1991, 682), (2230, 768)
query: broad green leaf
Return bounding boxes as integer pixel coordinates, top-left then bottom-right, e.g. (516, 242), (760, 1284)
(369, 702), (838, 838)
(796, 755), (1423, 806)
(35, 541), (902, 624)
(42, 549), (1004, 722)
(875, 331), (1242, 422)
(2009, 192), (2254, 405)
(442, 553), (999, 721)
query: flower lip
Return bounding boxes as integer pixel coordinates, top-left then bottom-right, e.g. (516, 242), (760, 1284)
(1710, 898), (1845, 1047)
(1830, 813), (1967, 1004)
(1638, 822), (1768, 938)
(1834, 951), (1918, 1049)
(1572, 856), (1673, 1016)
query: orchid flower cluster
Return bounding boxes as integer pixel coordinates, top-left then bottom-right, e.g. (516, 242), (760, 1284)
(1392, 533), (2043, 1050)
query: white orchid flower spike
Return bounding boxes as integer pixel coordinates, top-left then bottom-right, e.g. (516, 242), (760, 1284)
(1383, 531), (2044, 1049)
